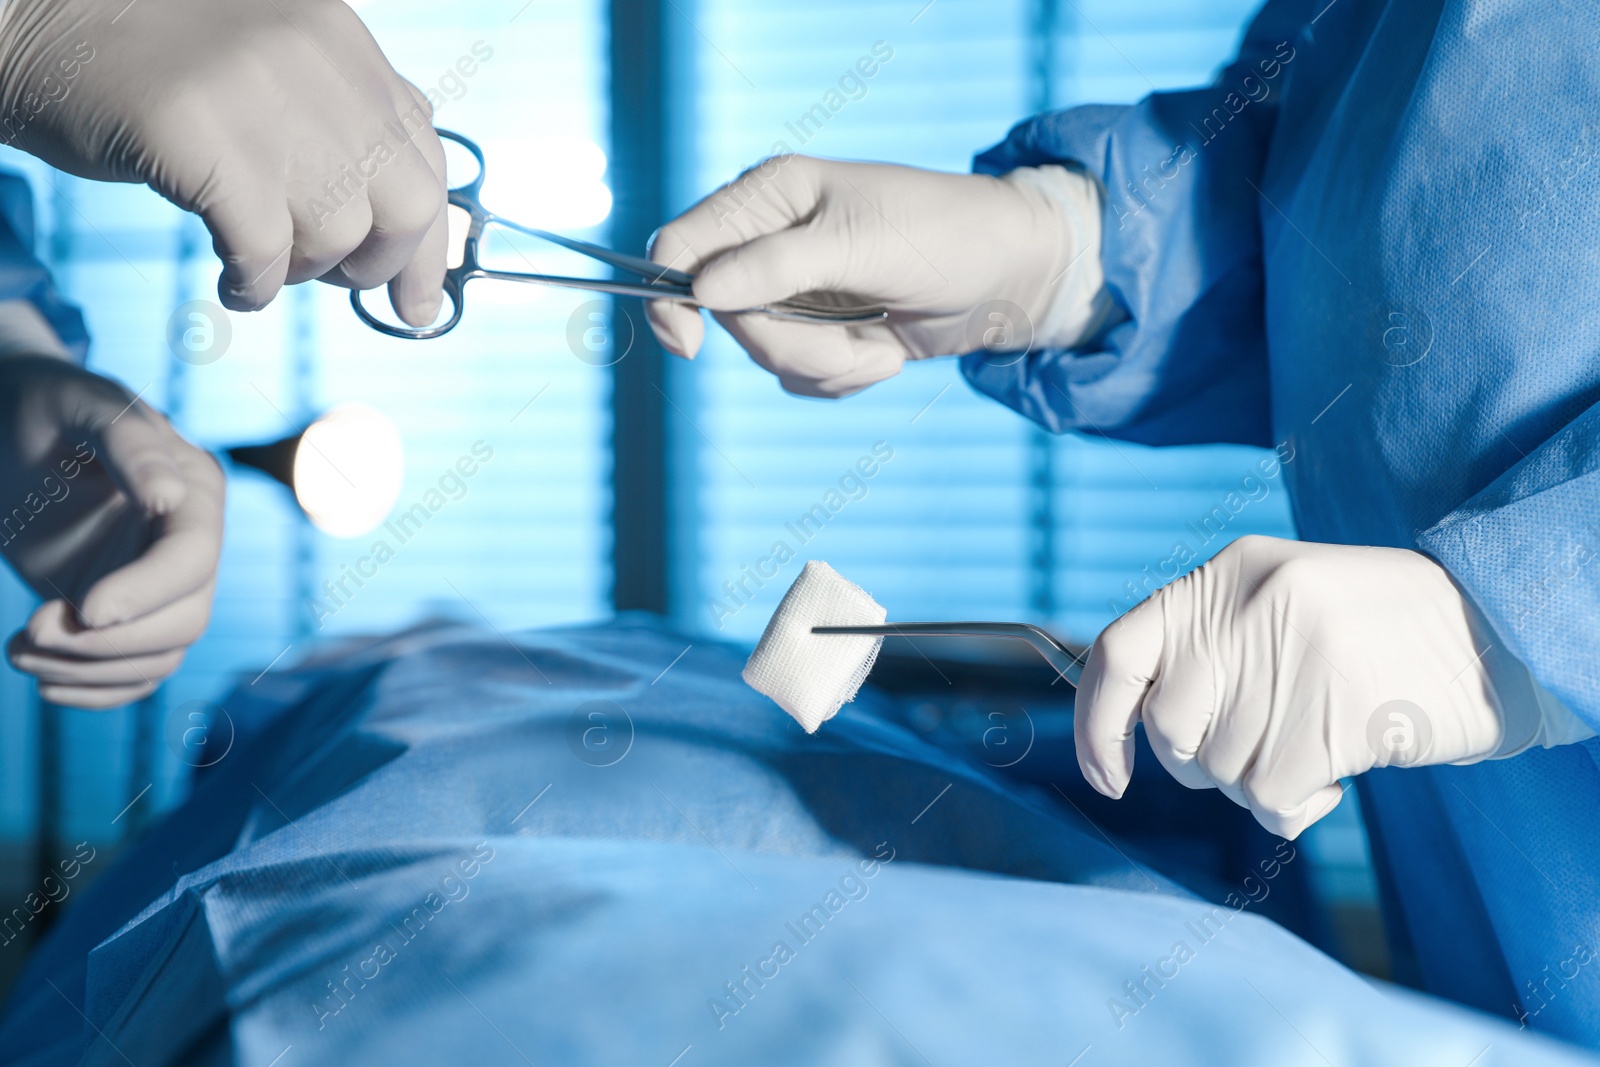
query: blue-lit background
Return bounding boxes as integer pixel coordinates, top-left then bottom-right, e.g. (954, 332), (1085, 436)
(0, 0), (612, 846)
(0, 0), (1377, 979)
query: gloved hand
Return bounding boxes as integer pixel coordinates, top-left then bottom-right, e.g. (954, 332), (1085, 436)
(647, 155), (1107, 397)
(0, 327), (224, 709)
(1075, 535), (1595, 839)
(0, 0), (446, 324)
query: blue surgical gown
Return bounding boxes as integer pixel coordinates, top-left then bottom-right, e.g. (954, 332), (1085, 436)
(961, 0), (1600, 1044)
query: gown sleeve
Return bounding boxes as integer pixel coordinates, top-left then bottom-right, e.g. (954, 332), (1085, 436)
(1418, 405), (1600, 731)
(959, 0), (1311, 448)
(0, 168), (88, 359)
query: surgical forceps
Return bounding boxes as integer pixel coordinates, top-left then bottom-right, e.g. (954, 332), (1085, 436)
(352, 130), (890, 340)
(813, 622), (1087, 687)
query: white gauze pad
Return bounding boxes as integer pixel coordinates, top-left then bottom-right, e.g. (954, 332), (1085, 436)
(743, 561), (887, 733)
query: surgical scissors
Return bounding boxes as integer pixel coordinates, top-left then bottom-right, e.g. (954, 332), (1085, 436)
(352, 130), (890, 340)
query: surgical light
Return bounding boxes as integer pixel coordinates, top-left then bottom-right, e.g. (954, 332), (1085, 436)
(226, 403), (405, 538)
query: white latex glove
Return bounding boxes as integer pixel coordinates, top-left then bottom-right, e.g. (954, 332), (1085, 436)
(0, 0), (446, 324)
(647, 156), (1107, 398)
(0, 310), (223, 708)
(1076, 535), (1595, 839)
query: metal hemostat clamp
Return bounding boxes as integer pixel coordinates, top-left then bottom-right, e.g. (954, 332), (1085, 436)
(353, 129), (889, 340)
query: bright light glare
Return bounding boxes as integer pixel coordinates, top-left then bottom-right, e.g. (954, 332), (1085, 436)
(481, 137), (613, 230)
(293, 404), (405, 538)
(446, 204), (470, 269)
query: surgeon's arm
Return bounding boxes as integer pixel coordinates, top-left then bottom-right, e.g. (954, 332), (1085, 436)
(647, 156), (1109, 398)
(0, 171), (222, 707)
(957, 0), (1321, 446)
(0, 0), (446, 324)
(646, 0), (1315, 423)
(0, 304), (222, 708)
(1074, 535), (1594, 839)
